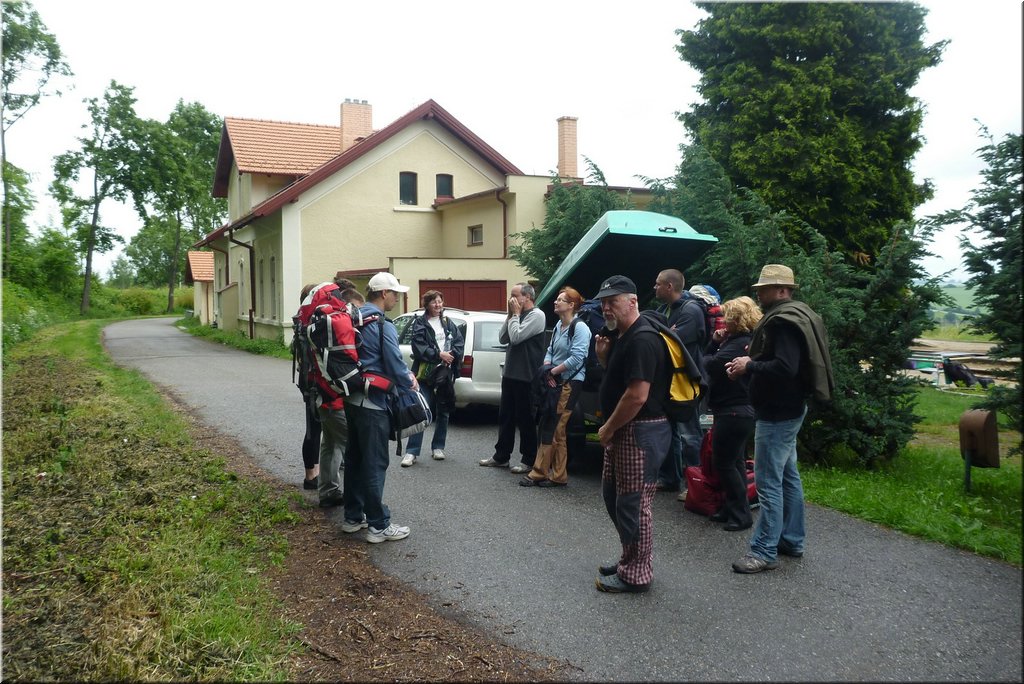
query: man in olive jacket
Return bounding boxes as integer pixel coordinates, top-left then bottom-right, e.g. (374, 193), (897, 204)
(725, 264), (834, 574)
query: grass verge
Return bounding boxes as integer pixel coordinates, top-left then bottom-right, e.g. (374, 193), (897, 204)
(2, 320), (302, 680)
(802, 385), (1022, 565)
(177, 316), (291, 359)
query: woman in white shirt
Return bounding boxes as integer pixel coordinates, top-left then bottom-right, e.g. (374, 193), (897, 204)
(404, 291), (464, 467)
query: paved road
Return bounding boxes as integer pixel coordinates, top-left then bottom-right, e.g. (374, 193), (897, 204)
(104, 317), (1022, 682)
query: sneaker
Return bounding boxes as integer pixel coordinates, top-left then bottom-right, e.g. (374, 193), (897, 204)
(509, 463), (531, 474)
(318, 493), (344, 508)
(479, 457), (509, 468)
(677, 489), (687, 502)
(302, 476), (318, 490)
(366, 523), (411, 544)
(595, 573), (649, 593)
(431, 449), (446, 460)
(340, 518), (368, 533)
(732, 553), (779, 574)
(400, 453), (416, 467)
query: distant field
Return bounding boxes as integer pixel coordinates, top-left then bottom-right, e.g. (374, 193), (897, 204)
(940, 285), (983, 312)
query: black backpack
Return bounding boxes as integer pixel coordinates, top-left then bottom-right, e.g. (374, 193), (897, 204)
(568, 298), (606, 391)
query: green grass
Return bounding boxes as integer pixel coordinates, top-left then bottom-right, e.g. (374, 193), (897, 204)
(2, 320), (303, 680)
(803, 386), (1022, 564)
(177, 316), (291, 359)
(920, 323), (994, 343)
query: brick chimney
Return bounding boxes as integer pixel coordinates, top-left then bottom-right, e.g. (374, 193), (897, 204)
(557, 116), (578, 179)
(340, 99), (372, 152)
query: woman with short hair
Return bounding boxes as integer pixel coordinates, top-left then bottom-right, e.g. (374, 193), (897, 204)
(702, 295), (762, 530)
(403, 291), (464, 467)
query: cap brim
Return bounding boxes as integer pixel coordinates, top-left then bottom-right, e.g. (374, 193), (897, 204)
(596, 288), (628, 298)
(392, 285), (410, 293)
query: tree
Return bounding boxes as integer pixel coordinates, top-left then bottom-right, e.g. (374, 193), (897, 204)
(51, 81), (141, 314)
(646, 142), (948, 467)
(928, 129), (1022, 451)
(509, 158), (631, 287)
(1, 160), (37, 285)
(125, 101), (225, 311)
(1, 0), (72, 277)
(105, 254), (136, 289)
(676, 2), (945, 263)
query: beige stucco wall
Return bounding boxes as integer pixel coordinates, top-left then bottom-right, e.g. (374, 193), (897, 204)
(391, 256), (532, 312)
(295, 122), (506, 280)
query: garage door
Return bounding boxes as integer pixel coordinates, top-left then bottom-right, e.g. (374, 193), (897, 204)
(419, 280), (506, 311)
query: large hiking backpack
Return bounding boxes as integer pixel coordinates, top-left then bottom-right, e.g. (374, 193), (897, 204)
(688, 285), (725, 342)
(637, 309), (707, 422)
(293, 282), (373, 402)
(683, 427), (758, 516)
(568, 298), (606, 391)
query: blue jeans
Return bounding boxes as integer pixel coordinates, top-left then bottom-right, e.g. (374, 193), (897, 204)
(404, 384), (449, 456)
(657, 411), (702, 490)
(342, 402), (392, 530)
(749, 407), (807, 561)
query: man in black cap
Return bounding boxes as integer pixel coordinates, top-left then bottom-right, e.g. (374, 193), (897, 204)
(592, 275), (672, 593)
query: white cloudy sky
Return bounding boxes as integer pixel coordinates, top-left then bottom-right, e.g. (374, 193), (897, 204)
(7, 0), (1022, 281)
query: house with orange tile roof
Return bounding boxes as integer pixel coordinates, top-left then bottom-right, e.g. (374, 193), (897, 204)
(184, 250), (215, 325)
(194, 98), (647, 341)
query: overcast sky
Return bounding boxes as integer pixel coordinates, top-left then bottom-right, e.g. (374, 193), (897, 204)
(7, 0), (1022, 281)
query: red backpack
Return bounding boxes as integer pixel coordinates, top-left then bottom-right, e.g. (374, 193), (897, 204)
(292, 282), (367, 404)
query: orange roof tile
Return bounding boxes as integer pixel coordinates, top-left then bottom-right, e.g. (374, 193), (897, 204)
(225, 118), (343, 176)
(186, 251), (215, 283)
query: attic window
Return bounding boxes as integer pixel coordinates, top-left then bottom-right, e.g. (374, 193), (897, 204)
(399, 172), (418, 205)
(436, 173), (453, 199)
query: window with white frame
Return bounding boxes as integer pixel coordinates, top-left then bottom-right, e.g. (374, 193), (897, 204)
(468, 224), (483, 246)
(270, 256), (277, 320)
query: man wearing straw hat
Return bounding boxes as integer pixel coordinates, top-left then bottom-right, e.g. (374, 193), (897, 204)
(725, 264), (834, 574)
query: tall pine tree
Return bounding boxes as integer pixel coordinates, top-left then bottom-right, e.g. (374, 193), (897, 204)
(676, 2), (945, 263)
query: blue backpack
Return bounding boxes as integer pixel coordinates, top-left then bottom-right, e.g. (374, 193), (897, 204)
(568, 298), (606, 391)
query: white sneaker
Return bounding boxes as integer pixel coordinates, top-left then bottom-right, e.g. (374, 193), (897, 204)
(431, 449), (446, 460)
(677, 489), (687, 502)
(366, 523), (410, 543)
(400, 453), (416, 467)
(340, 518), (368, 534)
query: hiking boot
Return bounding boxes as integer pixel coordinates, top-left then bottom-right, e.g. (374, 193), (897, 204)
(400, 453), (416, 467)
(595, 573), (649, 593)
(340, 518), (368, 534)
(431, 449), (446, 460)
(777, 542), (804, 558)
(318, 493), (344, 508)
(479, 457), (509, 468)
(732, 553), (779, 574)
(366, 523), (411, 544)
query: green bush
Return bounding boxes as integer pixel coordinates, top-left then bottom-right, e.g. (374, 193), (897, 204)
(2, 280), (76, 350)
(113, 288), (160, 315)
(174, 286), (194, 311)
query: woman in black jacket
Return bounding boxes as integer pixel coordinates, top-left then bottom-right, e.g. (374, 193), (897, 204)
(403, 291), (465, 467)
(702, 296), (762, 530)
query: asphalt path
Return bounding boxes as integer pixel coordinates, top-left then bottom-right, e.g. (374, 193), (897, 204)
(103, 317), (1022, 682)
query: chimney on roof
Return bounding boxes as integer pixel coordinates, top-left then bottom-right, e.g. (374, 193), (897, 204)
(340, 99), (373, 152)
(557, 116), (579, 179)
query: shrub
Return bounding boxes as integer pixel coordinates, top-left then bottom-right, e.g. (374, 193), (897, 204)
(174, 287), (194, 311)
(114, 288), (159, 315)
